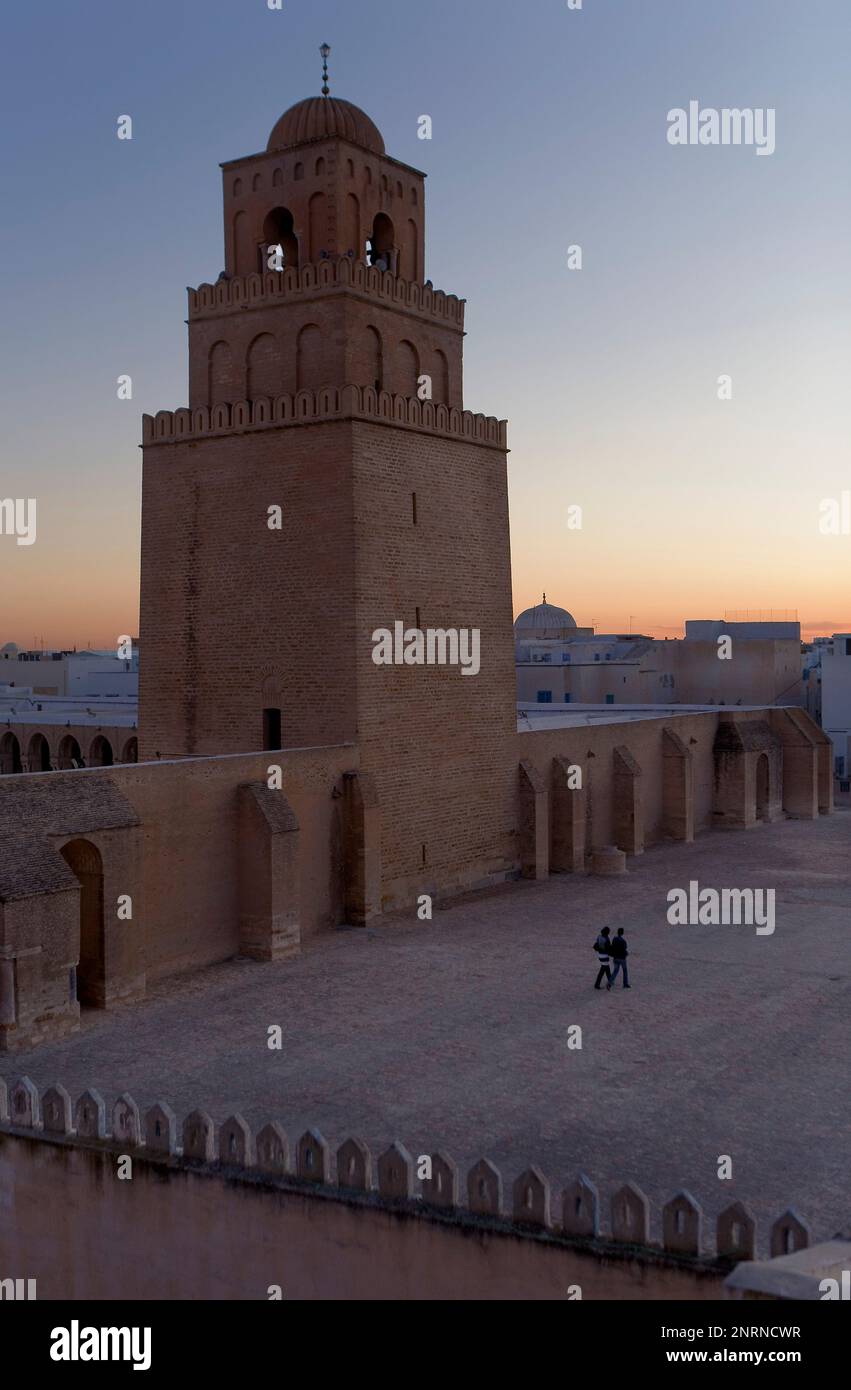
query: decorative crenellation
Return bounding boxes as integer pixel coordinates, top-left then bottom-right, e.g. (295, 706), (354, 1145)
(188, 258), (465, 328)
(142, 384), (508, 449)
(0, 1076), (810, 1264)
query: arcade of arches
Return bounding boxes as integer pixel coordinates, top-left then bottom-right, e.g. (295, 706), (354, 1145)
(203, 322), (453, 407)
(0, 727), (137, 775)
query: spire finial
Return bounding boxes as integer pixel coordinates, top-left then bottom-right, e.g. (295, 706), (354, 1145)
(320, 43), (331, 97)
(542, 592), (547, 604)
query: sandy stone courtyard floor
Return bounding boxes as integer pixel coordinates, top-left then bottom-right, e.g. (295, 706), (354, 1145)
(4, 810), (849, 1256)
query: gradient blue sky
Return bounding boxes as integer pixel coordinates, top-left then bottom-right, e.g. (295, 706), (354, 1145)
(1, 0), (849, 646)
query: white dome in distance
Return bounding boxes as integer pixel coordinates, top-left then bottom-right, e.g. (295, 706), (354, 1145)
(514, 595), (577, 638)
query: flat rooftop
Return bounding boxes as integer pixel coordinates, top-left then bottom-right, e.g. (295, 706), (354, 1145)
(0, 696), (138, 727)
(4, 811), (849, 1256)
(517, 701), (779, 729)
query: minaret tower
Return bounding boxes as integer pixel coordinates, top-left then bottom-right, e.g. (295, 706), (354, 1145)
(139, 51), (517, 908)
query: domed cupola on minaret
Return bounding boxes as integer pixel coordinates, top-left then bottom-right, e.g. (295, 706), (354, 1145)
(183, 45), (462, 411)
(222, 46), (422, 283)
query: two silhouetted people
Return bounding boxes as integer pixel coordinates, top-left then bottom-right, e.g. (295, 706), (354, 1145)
(593, 927), (630, 990)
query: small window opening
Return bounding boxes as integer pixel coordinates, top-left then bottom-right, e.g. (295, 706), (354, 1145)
(263, 708), (282, 750)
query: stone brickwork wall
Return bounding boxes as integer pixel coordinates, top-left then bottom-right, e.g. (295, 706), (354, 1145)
(139, 418), (360, 761)
(187, 260), (464, 409)
(0, 746), (357, 1050)
(350, 420), (518, 908)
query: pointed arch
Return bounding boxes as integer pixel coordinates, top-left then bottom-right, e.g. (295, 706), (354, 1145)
(232, 210), (251, 275)
(397, 340), (420, 397)
(58, 735), (83, 769)
(61, 839), (105, 1007)
(88, 735), (113, 768)
(208, 340), (234, 408)
(344, 192), (360, 258)
(308, 191), (327, 261)
(368, 212), (395, 271)
(246, 332), (279, 400)
(0, 731), (21, 774)
(433, 348), (450, 405)
(363, 325), (383, 391)
(262, 206), (298, 272)
(296, 323), (323, 391)
(403, 219), (419, 281)
(27, 732), (52, 772)
(120, 737), (138, 764)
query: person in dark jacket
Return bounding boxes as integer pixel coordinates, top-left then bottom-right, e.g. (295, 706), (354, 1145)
(593, 927), (612, 989)
(608, 927), (631, 988)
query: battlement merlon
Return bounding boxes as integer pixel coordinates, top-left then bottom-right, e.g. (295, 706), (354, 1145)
(0, 1075), (818, 1269)
(141, 386), (508, 451)
(187, 258), (466, 331)
(220, 146), (427, 180)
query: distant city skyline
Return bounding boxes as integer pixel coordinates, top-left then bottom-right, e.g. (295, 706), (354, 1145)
(1, 0), (849, 645)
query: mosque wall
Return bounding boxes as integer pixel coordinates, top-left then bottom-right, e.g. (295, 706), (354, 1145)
(516, 711), (719, 856)
(0, 1119), (731, 1303)
(0, 744), (355, 1052)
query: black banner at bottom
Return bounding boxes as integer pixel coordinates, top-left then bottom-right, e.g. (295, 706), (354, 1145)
(2, 1296), (845, 1375)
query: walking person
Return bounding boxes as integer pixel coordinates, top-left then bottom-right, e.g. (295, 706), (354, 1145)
(593, 927), (612, 990)
(608, 927), (631, 989)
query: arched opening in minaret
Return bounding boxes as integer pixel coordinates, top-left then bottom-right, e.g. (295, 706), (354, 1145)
(368, 213), (396, 273)
(262, 207), (299, 273)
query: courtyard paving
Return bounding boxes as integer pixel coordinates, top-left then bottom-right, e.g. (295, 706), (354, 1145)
(3, 811), (849, 1256)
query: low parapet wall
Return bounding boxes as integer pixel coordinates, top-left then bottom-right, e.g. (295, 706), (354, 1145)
(0, 1076), (813, 1301)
